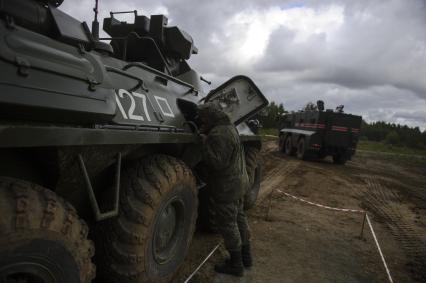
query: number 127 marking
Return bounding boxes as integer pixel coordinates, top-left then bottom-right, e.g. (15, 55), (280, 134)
(115, 89), (151, 121)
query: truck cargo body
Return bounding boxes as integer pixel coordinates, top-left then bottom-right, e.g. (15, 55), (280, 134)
(279, 110), (362, 164)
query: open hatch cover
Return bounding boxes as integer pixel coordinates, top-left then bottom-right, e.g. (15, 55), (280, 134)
(205, 76), (268, 125)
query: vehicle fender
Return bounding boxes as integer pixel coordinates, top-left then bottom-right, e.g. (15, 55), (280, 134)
(280, 128), (315, 147)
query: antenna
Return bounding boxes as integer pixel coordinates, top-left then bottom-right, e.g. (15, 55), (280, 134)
(92, 0), (100, 40)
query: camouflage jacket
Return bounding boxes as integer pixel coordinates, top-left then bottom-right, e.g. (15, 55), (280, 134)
(202, 123), (249, 203)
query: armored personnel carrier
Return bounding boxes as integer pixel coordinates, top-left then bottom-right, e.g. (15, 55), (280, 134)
(279, 101), (362, 164)
(0, 1), (267, 282)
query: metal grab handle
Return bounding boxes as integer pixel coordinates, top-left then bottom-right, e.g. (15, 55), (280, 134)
(110, 10), (138, 18)
(78, 153), (121, 221)
(105, 66), (148, 92)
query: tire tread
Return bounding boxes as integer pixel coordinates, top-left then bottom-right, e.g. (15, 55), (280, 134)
(97, 155), (197, 283)
(0, 177), (95, 283)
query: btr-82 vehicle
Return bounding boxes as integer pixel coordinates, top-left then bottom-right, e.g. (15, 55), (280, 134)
(0, 1), (267, 282)
(279, 101), (362, 164)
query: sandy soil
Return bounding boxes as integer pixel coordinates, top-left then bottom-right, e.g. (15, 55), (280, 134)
(173, 139), (426, 283)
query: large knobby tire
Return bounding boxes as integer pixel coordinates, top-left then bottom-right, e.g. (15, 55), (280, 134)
(333, 154), (347, 165)
(296, 138), (308, 160)
(96, 155), (197, 283)
(244, 147), (262, 210)
(284, 136), (296, 156)
(278, 135), (285, 152)
(0, 177), (95, 283)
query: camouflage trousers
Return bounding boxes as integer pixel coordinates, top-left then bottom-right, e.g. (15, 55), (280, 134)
(211, 198), (251, 252)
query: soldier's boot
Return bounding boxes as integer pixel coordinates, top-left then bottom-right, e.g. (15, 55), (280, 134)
(224, 245), (252, 267)
(215, 250), (244, 277)
(242, 244), (253, 267)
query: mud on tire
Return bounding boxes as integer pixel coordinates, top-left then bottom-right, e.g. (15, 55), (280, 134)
(333, 153), (347, 165)
(244, 147), (262, 210)
(278, 135), (285, 152)
(296, 138), (308, 160)
(0, 177), (95, 283)
(284, 136), (296, 156)
(96, 155), (197, 283)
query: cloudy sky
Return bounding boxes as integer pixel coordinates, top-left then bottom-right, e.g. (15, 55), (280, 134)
(61, 0), (426, 129)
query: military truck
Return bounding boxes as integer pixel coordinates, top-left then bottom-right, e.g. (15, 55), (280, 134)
(278, 101), (362, 164)
(0, 1), (267, 282)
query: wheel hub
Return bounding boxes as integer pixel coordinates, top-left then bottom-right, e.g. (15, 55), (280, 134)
(298, 142), (303, 153)
(157, 206), (177, 249)
(286, 139), (291, 153)
(153, 197), (185, 264)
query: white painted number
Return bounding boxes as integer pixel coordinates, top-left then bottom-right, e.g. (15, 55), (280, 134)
(115, 89), (153, 121)
(115, 94), (128, 119)
(115, 89), (174, 122)
(116, 89), (143, 121)
(132, 92), (151, 121)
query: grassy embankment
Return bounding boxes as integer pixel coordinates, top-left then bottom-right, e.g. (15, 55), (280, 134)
(357, 140), (426, 157)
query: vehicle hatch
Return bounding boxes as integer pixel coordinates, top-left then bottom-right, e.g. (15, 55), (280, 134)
(204, 76), (268, 125)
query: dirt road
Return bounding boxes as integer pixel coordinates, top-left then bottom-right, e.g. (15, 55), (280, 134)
(174, 139), (426, 283)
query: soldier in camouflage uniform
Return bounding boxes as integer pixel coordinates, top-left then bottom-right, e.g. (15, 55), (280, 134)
(197, 102), (252, 277)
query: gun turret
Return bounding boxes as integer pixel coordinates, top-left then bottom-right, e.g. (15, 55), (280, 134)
(336, 105), (344, 113)
(103, 12), (198, 76)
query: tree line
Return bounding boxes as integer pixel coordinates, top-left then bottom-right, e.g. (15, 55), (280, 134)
(257, 101), (285, 129)
(361, 121), (426, 148)
(257, 102), (426, 149)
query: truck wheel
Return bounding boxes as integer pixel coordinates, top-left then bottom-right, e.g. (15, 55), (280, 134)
(96, 155), (197, 283)
(278, 135), (285, 152)
(0, 177), (95, 283)
(244, 147), (262, 210)
(284, 136), (295, 156)
(296, 138), (308, 160)
(333, 154), (347, 165)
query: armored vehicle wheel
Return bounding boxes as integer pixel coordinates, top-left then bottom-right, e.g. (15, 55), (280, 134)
(96, 155), (197, 283)
(333, 154), (347, 165)
(284, 136), (296, 156)
(0, 178), (95, 283)
(244, 147), (262, 210)
(278, 135), (285, 152)
(296, 138), (308, 160)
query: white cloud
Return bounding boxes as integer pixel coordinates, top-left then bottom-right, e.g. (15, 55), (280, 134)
(59, 0), (426, 129)
(153, 5), (169, 16)
(215, 5), (343, 66)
